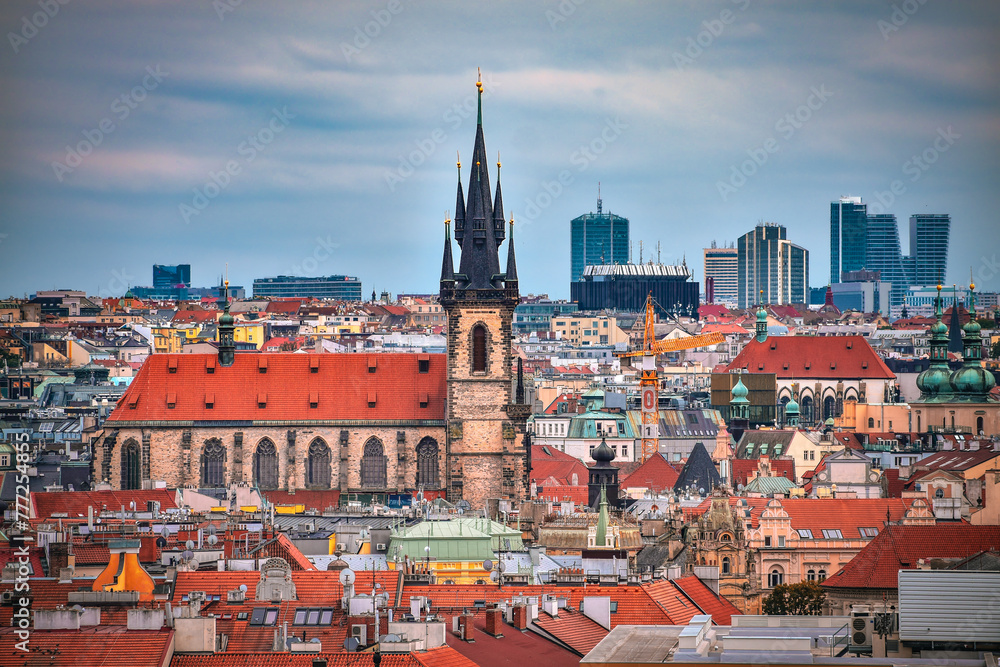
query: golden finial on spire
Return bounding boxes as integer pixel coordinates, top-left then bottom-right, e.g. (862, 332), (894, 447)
(509, 213), (514, 229)
(497, 151), (501, 170)
(445, 210), (451, 226)
(456, 151), (461, 170)
(970, 268), (975, 292)
(477, 67), (482, 92)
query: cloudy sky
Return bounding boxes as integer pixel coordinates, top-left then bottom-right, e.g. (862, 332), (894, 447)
(1, 0), (998, 301)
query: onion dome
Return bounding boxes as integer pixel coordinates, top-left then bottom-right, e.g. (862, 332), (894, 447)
(785, 397), (799, 417)
(591, 436), (615, 463)
(916, 365), (953, 398)
(731, 377), (749, 404)
(951, 364), (996, 397)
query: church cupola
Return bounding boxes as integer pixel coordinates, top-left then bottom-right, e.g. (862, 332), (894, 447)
(755, 300), (768, 343)
(915, 284), (955, 401)
(950, 280), (996, 400)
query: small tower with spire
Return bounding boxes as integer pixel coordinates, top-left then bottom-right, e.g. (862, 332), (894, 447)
(218, 279), (235, 367)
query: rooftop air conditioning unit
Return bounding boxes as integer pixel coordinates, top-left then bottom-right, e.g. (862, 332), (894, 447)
(850, 615), (873, 651)
(376, 543), (386, 550)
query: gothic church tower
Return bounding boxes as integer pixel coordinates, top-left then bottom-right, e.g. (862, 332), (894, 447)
(440, 74), (529, 508)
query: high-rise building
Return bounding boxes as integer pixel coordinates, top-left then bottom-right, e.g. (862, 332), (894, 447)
(830, 196), (867, 284)
(737, 223), (809, 308)
(703, 242), (738, 305)
(571, 263), (699, 316)
(252, 275), (362, 300)
(153, 264), (191, 289)
(569, 195), (629, 283)
(909, 214), (951, 286)
(865, 214), (908, 314)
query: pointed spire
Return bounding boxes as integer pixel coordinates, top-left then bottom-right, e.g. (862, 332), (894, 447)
(441, 213), (455, 285)
(493, 152), (506, 244)
(505, 215), (518, 284)
(453, 152), (466, 247)
(476, 67), (483, 125)
(516, 356), (525, 404)
(595, 485), (609, 547)
(218, 275), (235, 367)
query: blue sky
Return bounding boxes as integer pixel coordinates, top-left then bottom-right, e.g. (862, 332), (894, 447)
(1, 0), (998, 301)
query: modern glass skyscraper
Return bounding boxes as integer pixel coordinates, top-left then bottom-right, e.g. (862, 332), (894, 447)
(830, 197), (867, 284)
(703, 242), (738, 305)
(570, 195), (629, 283)
(909, 214), (951, 286)
(738, 223), (809, 308)
(865, 214), (908, 315)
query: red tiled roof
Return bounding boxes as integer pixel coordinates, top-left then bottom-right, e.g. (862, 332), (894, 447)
(619, 453), (679, 493)
(724, 336), (894, 379)
(532, 608), (608, 656)
(881, 468), (904, 498)
(700, 323), (751, 335)
(443, 612), (581, 667)
(263, 490), (342, 513)
(71, 542), (112, 566)
(769, 305), (801, 319)
(698, 305), (731, 319)
(108, 353), (446, 423)
(642, 579), (702, 624)
(731, 458), (795, 488)
(413, 646), (482, 667)
(685, 497), (915, 537)
(530, 445), (589, 486)
(823, 525), (1000, 589)
(913, 448), (1000, 473)
(831, 433), (865, 450)
(31, 489), (178, 521)
(0, 627), (173, 667)
(172, 653), (420, 667)
(536, 483), (589, 505)
(671, 576), (741, 625)
(172, 309), (217, 324)
(265, 300), (303, 314)
(0, 546), (45, 577)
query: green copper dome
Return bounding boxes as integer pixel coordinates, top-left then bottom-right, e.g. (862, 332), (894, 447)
(785, 397), (799, 415)
(930, 319), (948, 336)
(756, 307), (767, 323)
(916, 365), (954, 398)
(950, 364), (996, 398)
(731, 377), (749, 403)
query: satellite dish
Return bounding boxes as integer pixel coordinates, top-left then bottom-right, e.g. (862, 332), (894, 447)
(343, 637), (360, 652)
(207, 535), (218, 546)
(155, 536), (167, 548)
(161, 526), (170, 537)
(182, 550), (194, 560)
(208, 525), (217, 536)
(483, 560), (494, 571)
(490, 570), (499, 582)
(189, 559), (201, 570)
(239, 584), (248, 593)
(497, 561), (506, 573)
(339, 568), (356, 585)
(185, 540), (195, 550)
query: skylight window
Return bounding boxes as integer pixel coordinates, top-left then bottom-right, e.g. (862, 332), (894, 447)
(250, 607), (280, 626)
(821, 529), (843, 539)
(860, 527), (879, 538)
(797, 529), (813, 539)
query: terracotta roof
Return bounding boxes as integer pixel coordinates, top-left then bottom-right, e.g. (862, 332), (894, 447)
(914, 448), (1000, 473)
(262, 490), (342, 513)
(443, 612), (581, 667)
(532, 608), (608, 656)
(823, 525), (1000, 590)
(265, 300), (303, 314)
(172, 653), (420, 667)
(881, 468), (905, 498)
(0, 627), (173, 667)
(619, 453), (679, 493)
(0, 546), (45, 577)
(731, 458), (795, 489)
(700, 323), (751, 335)
(530, 445), (589, 486)
(642, 579), (702, 624)
(31, 489), (178, 521)
(671, 576), (740, 625)
(108, 353), (446, 423)
(536, 483), (589, 505)
(686, 497), (915, 536)
(413, 646), (482, 667)
(724, 336), (894, 379)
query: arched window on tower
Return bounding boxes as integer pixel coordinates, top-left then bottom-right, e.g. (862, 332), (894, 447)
(868, 417), (875, 429)
(415, 437), (439, 489)
(120, 440), (141, 490)
(472, 325), (487, 373)
(361, 438), (387, 488)
(722, 557), (731, 575)
(823, 396), (836, 421)
(978, 416), (985, 435)
(201, 439), (226, 487)
(254, 439), (279, 490)
(306, 439), (331, 489)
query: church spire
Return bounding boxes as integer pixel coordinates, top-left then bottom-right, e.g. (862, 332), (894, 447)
(218, 277), (235, 367)
(453, 153), (466, 248)
(455, 70), (502, 290)
(440, 214), (455, 286)
(505, 215), (518, 284)
(493, 152), (506, 245)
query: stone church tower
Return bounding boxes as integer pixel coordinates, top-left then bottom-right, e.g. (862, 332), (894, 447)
(440, 75), (529, 508)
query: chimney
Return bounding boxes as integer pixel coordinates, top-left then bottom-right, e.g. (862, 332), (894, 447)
(484, 607), (504, 638)
(511, 604), (528, 631)
(48, 541), (73, 576)
(458, 612), (476, 642)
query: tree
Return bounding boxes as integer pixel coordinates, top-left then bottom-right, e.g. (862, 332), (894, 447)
(761, 581), (826, 615)
(991, 339), (1000, 360)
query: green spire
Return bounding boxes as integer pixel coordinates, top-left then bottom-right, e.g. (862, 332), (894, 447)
(595, 485), (609, 547)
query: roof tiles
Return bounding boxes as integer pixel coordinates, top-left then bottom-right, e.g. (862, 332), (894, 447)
(725, 336), (894, 379)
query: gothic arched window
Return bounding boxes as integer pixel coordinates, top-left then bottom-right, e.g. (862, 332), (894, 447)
(201, 439), (226, 487)
(360, 438), (387, 488)
(472, 325), (487, 373)
(306, 439), (331, 488)
(120, 440), (141, 490)
(415, 437), (439, 488)
(254, 439), (279, 490)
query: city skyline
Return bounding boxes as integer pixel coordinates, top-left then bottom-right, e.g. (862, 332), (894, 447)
(1, 2), (998, 301)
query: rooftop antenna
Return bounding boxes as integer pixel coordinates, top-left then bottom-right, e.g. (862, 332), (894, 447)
(657, 242), (661, 264)
(597, 182), (602, 215)
(639, 241), (643, 264)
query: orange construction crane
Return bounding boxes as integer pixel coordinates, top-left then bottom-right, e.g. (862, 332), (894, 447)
(616, 294), (725, 462)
